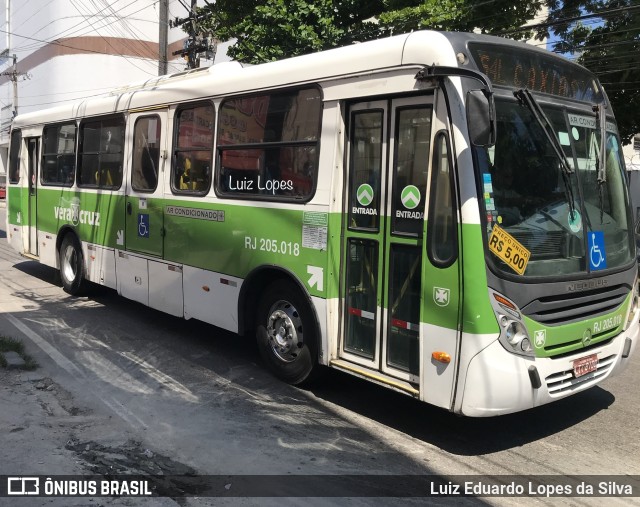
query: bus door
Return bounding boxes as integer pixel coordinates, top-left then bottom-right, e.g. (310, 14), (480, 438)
(341, 95), (461, 402)
(124, 112), (166, 257)
(26, 137), (40, 256)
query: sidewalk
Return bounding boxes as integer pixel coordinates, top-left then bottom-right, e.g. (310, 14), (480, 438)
(0, 368), (86, 477)
(0, 365), (182, 506)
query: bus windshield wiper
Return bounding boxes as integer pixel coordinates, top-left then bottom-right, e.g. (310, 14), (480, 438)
(594, 103), (607, 222)
(514, 88), (577, 221)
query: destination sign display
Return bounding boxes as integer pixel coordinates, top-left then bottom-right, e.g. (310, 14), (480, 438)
(468, 43), (603, 103)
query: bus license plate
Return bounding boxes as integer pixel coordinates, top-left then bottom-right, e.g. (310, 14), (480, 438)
(573, 354), (598, 378)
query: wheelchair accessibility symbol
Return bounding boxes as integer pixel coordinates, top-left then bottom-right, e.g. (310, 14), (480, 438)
(138, 213), (150, 238)
(588, 231), (606, 271)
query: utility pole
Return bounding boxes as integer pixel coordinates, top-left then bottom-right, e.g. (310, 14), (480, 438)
(11, 54), (17, 116)
(158, 0), (169, 75)
(0, 54), (27, 118)
(170, 0), (214, 69)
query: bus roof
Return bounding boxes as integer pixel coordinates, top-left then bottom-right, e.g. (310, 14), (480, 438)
(11, 30), (591, 128)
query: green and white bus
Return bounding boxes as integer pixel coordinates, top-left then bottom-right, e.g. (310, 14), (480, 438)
(7, 31), (638, 416)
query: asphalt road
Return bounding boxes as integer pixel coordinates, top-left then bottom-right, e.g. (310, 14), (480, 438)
(0, 205), (639, 506)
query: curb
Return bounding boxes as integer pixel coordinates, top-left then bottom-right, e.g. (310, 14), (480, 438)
(2, 350), (26, 369)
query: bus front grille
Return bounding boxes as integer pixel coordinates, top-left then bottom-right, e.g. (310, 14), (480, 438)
(521, 284), (628, 325)
(545, 354), (617, 396)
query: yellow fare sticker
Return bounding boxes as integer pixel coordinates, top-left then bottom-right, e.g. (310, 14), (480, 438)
(488, 224), (531, 275)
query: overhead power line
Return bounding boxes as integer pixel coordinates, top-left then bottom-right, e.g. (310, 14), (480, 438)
(497, 4), (640, 36)
(169, 0), (215, 68)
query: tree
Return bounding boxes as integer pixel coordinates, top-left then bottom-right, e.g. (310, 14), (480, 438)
(197, 0), (381, 63)
(537, 0), (640, 143)
(195, 0), (639, 142)
(197, 0), (544, 64)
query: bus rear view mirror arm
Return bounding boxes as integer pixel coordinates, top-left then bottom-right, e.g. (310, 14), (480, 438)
(415, 66), (496, 147)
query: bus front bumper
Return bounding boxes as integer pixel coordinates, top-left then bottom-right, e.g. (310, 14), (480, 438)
(459, 318), (639, 417)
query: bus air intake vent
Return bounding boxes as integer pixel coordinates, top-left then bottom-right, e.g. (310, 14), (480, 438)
(521, 284), (628, 325)
(545, 354), (616, 396)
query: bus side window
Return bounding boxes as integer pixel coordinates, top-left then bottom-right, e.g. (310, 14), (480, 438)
(172, 102), (214, 195)
(9, 129), (21, 183)
(132, 116), (161, 192)
(215, 87), (321, 201)
(42, 122), (76, 187)
(427, 131), (458, 266)
(78, 116), (125, 189)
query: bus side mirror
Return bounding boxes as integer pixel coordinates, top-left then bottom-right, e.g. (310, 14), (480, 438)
(467, 89), (496, 147)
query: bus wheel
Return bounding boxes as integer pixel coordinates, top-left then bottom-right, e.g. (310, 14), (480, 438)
(59, 234), (86, 295)
(256, 280), (318, 385)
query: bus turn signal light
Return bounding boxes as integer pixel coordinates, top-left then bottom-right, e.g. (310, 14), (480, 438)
(432, 351), (451, 364)
(493, 293), (516, 310)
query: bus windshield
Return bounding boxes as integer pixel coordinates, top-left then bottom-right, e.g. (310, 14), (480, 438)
(475, 96), (634, 278)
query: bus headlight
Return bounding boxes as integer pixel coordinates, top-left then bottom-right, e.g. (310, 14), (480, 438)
(502, 320), (533, 355)
(505, 321), (527, 346)
(520, 337), (533, 353)
(489, 289), (535, 358)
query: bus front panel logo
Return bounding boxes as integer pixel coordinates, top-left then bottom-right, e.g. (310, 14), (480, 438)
(401, 185), (421, 209)
(356, 184), (374, 206)
(433, 287), (450, 307)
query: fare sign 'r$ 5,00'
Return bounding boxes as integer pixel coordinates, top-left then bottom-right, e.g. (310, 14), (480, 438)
(488, 224), (531, 275)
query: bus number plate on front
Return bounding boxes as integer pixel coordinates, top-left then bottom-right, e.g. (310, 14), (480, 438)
(573, 354), (598, 378)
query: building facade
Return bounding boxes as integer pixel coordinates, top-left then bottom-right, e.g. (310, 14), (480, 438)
(0, 0), (208, 172)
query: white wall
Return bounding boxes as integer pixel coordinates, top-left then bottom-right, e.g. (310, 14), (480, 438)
(0, 0), (225, 169)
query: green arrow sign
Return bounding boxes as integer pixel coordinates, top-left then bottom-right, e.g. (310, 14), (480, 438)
(401, 185), (421, 210)
(357, 184), (374, 206)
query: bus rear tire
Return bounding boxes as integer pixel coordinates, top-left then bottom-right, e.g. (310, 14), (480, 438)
(256, 280), (318, 386)
(59, 234), (86, 295)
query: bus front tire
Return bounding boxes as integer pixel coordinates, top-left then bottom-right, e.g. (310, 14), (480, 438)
(59, 234), (86, 295)
(256, 281), (318, 386)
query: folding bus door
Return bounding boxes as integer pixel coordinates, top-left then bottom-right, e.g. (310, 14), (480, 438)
(26, 137), (40, 257)
(340, 94), (461, 406)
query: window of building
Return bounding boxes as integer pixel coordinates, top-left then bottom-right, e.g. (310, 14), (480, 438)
(132, 116), (161, 192)
(42, 122), (76, 186)
(77, 116), (125, 189)
(172, 102), (214, 195)
(216, 87), (322, 201)
(633, 135), (640, 152)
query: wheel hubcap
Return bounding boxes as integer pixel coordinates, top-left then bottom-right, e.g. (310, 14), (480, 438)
(62, 245), (77, 282)
(266, 300), (303, 363)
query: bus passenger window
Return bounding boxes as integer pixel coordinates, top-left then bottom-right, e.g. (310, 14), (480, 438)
(78, 116), (125, 189)
(132, 116), (161, 192)
(172, 102), (214, 195)
(216, 87), (321, 201)
(9, 129), (21, 184)
(42, 122), (76, 186)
